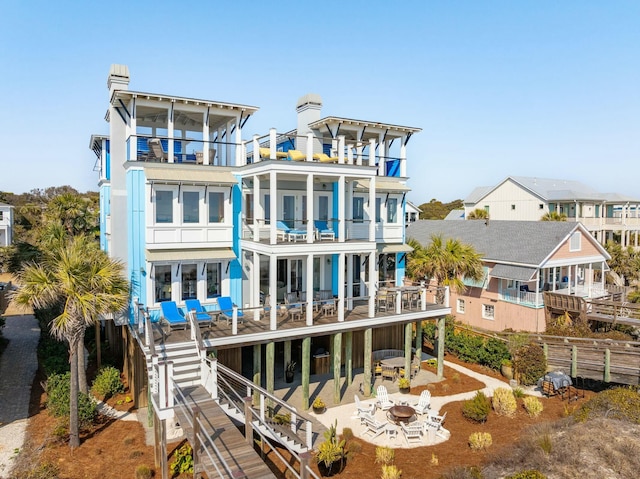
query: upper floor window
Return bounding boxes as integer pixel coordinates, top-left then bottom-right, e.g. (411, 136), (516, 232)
(353, 197), (364, 223)
(183, 192), (199, 223)
(539, 204), (544, 209)
(154, 264), (172, 303)
(264, 194), (271, 223)
(457, 299), (465, 314)
(376, 198), (382, 223)
(511, 204), (516, 210)
(387, 198), (398, 223)
(156, 190), (173, 223)
(570, 231), (582, 251)
(208, 192), (224, 223)
(245, 193), (254, 222)
(484, 205), (490, 214)
(318, 196), (329, 221)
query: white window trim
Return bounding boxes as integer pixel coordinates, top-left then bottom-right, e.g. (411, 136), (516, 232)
(153, 186), (178, 225)
(456, 298), (465, 314)
(482, 303), (495, 320)
(569, 231), (582, 252)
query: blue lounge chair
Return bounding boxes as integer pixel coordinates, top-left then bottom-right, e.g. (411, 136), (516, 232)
(276, 220), (307, 242)
(185, 299), (214, 327)
(217, 296), (244, 325)
(314, 220), (335, 241)
(160, 301), (188, 331)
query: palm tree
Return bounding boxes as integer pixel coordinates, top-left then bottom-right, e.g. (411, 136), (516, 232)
(13, 235), (128, 448)
(540, 211), (567, 221)
(407, 234), (484, 302)
(467, 208), (489, 220)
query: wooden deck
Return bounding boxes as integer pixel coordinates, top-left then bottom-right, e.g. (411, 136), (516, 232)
(174, 385), (276, 479)
(162, 301), (447, 347)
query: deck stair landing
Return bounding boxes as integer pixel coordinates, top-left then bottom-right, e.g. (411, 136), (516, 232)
(174, 385), (276, 479)
(145, 340), (201, 389)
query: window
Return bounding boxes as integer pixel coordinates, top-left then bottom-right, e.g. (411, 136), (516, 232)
(353, 197), (364, 223)
(264, 194), (271, 223)
(208, 192), (224, 223)
(483, 205), (489, 214)
(539, 204), (544, 210)
(457, 299), (465, 314)
(387, 198), (398, 223)
(569, 231), (582, 251)
(318, 196), (329, 221)
(511, 204), (516, 210)
(181, 263), (197, 300)
(182, 192), (199, 223)
(482, 304), (495, 320)
(206, 263), (221, 298)
(154, 265), (172, 303)
(0, 211), (3, 221)
(155, 191), (173, 223)
(245, 193), (254, 222)
(376, 198), (382, 222)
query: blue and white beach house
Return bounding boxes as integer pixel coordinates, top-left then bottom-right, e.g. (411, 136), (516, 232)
(91, 65), (449, 459)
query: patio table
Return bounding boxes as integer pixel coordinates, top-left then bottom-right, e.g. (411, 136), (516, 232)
(387, 405), (415, 424)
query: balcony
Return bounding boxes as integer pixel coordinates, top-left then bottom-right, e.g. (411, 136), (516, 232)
(126, 135), (242, 166)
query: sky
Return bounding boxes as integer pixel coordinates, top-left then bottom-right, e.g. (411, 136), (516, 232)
(1, 0), (638, 204)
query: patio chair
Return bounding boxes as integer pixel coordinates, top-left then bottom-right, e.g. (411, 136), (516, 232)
(276, 221), (307, 242)
(361, 414), (386, 439)
(376, 385), (394, 411)
(413, 390), (431, 415)
(314, 220), (335, 241)
(410, 357), (420, 379)
(312, 153), (339, 163)
(381, 365), (397, 382)
(285, 292), (304, 321)
(217, 296), (244, 325)
(354, 395), (376, 422)
(184, 299), (214, 327)
(429, 411), (447, 426)
(287, 149), (306, 161)
(159, 301), (188, 332)
(259, 147), (288, 160)
(400, 421), (424, 446)
(148, 138), (168, 161)
(374, 362), (382, 378)
(261, 295), (272, 319)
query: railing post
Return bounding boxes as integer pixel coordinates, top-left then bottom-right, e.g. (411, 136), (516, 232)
(151, 355), (159, 395)
(158, 361), (167, 409)
(571, 345), (578, 379)
(252, 134), (260, 163)
(543, 343), (548, 363)
(604, 348), (611, 383)
(420, 287), (427, 311)
(192, 406), (201, 474)
(444, 286), (450, 308)
(306, 421), (313, 450)
(167, 361), (174, 409)
(243, 397), (253, 445)
(290, 412), (297, 434)
(300, 451), (311, 479)
(395, 290), (401, 314)
(232, 306), (238, 335)
(211, 357), (219, 400)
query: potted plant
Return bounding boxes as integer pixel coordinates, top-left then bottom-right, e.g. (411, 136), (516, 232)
(312, 397), (326, 414)
(315, 421), (346, 477)
(285, 361), (296, 383)
(501, 359), (513, 380)
(398, 377), (411, 394)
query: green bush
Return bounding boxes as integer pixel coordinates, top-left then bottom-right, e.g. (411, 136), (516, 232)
(91, 366), (124, 400)
(479, 338), (511, 370)
(574, 386), (640, 423)
(492, 387), (517, 417)
(462, 391), (491, 423)
(513, 343), (547, 386)
(506, 470), (547, 479)
(45, 372), (96, 428)
(523, 396), (544, 418)
(170, 443), (194, 475)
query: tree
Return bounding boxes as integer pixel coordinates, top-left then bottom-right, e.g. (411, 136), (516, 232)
(12, 235), (128, 448)
(540, 211), (567, 221)
(605, 241), (640, 286)
(467, 208), (489, 220)
(418, 198), (464, 220)
(406, 234), (484, 302)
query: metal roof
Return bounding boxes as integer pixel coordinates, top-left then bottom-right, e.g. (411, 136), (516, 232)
(146, 248), (236, 262)
(354, 177), (411, 193)
(490, 264), (537, 282)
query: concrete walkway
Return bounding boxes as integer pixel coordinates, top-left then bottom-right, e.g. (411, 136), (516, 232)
(0, 313), (40, 478)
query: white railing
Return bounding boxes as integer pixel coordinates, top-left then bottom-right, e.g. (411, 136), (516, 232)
(500, 288), (543, 307)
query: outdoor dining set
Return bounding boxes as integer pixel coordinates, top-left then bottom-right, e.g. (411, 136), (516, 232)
(355, 386), (448, 447)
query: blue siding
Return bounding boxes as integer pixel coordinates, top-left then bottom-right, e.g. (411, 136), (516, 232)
(126, 170), (147, 322)
(230, 179), (243, 305)
(276, 138), (295, 153)
(396, 253), (406, 285)
(105, 140), (110, 181)
(386, 159), (400, 177)
(323, 144), (331, 155)
(99, 185), (110, 253)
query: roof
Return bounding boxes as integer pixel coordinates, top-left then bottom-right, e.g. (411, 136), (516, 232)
(444, 209), (465, 221)
(465, 176), (640, 205)
(146, 248), (236, 262)
(143, 165), (237, 185)
(111, 89), (259, 114)
(0, 202), (14, 209)
(405, 201), (422, 213)
(406, 220), (598, 265)
(490, 264), (537, 282)
(353, 177), (411, 193)
(307, 116), (421, 139)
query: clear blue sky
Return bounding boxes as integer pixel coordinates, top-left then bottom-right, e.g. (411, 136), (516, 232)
(1, 0), (638, 204)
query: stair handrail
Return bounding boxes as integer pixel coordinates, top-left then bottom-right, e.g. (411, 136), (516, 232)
(133, 300), (156, 355)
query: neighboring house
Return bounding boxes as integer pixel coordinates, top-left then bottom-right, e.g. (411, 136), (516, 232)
(405, 200), (421, 226)
(91, 65), (449, 406)
(0, 202), (14, 247)
(444, 209), (465, 221)
(406, 220), (612, 333)
(464, 176), (640, 248)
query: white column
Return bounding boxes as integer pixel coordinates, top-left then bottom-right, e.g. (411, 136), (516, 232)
(346, 180), (354, 241)
(269, 128), (277, 160)
(306, 133), (313, 162)
(235, 114), (243, 166)
(356, 143), (363, 166)
(253, 252), (260, 321)
(307, 173), (314, 243)
(338, 135), (345, 164)
(588, 263), (593, 297)
(369, 138), (376, 168)
(269, 255), (277, 330)
(130, 100), (137, 161)
(346, 253), (353, 310)
(347, 144), (354, 164)
(377, 133), (386, 176)
(338, 176), (345, 242)
(400, 137), (407, 177)
(552, 267), (557, 290)
(368, 251), (376, 318)
(369, 176), (376, 242)
(217, 127), (224, 165)
(253, 175), (260, 241)
(203, 110), (210, 165)
(270, 171), (277, 244)
(167, 103), (174, 163)
(252, 134), (260, 164)
(338, 252), (345, 321)
(306, 254), (314, 326)
(225, 120), (233, 166)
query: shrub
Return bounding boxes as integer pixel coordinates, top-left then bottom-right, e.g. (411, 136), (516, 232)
(134, 465), (152, 479)
(462, 391), (491, 423)
(345, 440), (362, 456)
(513, 343), (547, 386)
(316, 421), (346, 468)
(468, 432), (492, 451)
(523, 396), (543, 418)
(170, 443), (194, 475)
(380, 464), (402, 479)
(574, 386), (640, 423)
(512, 387), (525, 398)
(506, 471), (547, 479)
(480, 338), (510, 370)
(91, 366), (124, 400)
(397, 377), (410, 389)
(342, 427), (354, 442)
(375, 446), (395, 465)
(492, 387), (517, 417)
(45, 372), (96, 428)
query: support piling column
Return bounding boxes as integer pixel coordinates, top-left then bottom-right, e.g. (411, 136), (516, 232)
(302, 337), (310, 409)
(333, 333), (342, 404)
(364, 328), (372, 396)
(415, 320), (423, 361)
(345, 331), (353, 386)
(253, 344), (261, 405)
(437, 317), (445, 379)
(404, 323), (412, 379)
(266, 342), (275, 400)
